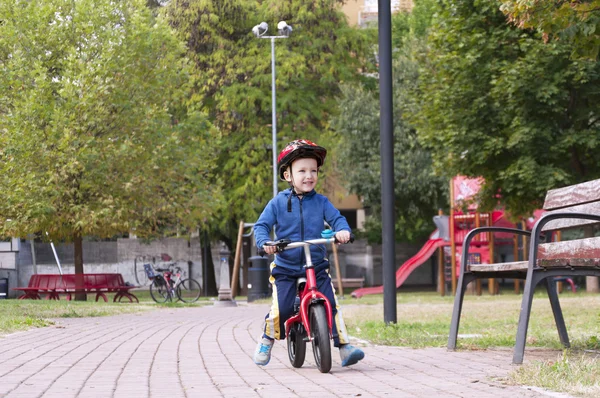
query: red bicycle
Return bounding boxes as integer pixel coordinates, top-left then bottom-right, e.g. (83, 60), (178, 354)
(264, 231), (353, 373)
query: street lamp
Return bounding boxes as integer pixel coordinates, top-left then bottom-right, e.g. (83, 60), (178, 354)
(252, 21), (292, 198)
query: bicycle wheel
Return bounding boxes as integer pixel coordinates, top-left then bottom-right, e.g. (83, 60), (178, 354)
(310, 304), (332, 373)
(134, 259), (150, 287)
(176, 278), (201, 303)
(149, 277), (171, 303)
(287, 322), (307, 368)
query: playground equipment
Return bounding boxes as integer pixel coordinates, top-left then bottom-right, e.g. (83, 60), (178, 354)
(351, 176), (539, 298)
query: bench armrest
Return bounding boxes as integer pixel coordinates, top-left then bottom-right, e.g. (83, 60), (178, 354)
(460, 227), (531, 274)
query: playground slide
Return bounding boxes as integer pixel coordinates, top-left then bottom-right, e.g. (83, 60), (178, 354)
(350, 238), (448, 298)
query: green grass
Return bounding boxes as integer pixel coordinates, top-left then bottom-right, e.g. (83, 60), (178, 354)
(0, 289), (214, 336)
(341, 289), (600, 397)
(343, 289), (600, 350)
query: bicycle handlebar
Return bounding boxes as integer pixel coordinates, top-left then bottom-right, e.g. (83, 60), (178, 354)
(259, 233), (354, 256)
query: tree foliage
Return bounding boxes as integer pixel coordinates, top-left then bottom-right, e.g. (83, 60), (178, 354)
(501, 0), (600, 59)
(0, 0), (218, 248)
(411, 0), (600, 218)
(332, 1), (447, 243)
(162, 0), (374, 246)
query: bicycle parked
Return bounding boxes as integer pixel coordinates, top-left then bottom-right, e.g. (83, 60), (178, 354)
(143, 255), (201, 303)
(263, 230), (354, 373)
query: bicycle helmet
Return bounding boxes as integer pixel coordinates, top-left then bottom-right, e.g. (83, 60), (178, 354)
(277, 139), (327, 180)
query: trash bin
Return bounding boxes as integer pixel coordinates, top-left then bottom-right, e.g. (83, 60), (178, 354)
(247, 256), (270, 302)
(0, 278), (8, 300)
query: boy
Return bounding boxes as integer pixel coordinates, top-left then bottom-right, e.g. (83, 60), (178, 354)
(253, 139), (365, 367)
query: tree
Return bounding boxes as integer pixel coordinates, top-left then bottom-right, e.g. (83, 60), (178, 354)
(332, 1), (447, 243)
(0, 0), (219, 297)
(411, 0), (600, 218)
(501, 0), (600, 59)
(162, 0), (373, 248)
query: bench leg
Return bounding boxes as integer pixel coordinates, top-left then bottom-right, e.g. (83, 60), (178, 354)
(545, 277), (570, 348)
(95, 293), (108, 302)
(448, 272), (475, 350)
(114, 291), (138, 303)
(513, 272), (538, 364)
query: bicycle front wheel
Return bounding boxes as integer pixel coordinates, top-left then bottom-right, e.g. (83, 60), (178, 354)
(149, 278), (171, 303)
(176, 278), (201, 303)
(134, 259), (150, 287)
(310, 304), (332, 373)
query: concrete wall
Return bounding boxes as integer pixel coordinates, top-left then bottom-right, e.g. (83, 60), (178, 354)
(5, 236), (433, 299)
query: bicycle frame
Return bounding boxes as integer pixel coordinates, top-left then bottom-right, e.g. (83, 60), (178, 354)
(278, 238), (336, 342)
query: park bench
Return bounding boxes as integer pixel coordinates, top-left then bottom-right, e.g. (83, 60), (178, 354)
(13, 273), (138, 303)
(448, 178), (600, 364)
(340, 277), (365, 289)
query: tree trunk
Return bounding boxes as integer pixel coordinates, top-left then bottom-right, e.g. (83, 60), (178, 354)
(201, 230), (218, 296)
(73, 233), (87, 301)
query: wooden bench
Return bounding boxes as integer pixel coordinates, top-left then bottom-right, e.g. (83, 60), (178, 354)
(13, 273), (139, 303)
(340, 277), (365, 289)
(448, 178), (600, 364)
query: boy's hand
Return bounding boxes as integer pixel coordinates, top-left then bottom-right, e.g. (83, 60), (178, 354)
(335, 230), (351, 244)
(262, 245), (277, 255)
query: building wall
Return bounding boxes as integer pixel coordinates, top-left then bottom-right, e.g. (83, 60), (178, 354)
(6, 236), (433, 298)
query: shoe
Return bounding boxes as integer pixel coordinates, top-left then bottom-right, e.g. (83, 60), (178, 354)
(339, 344), (364, 367)
(253, 337), (274, 366)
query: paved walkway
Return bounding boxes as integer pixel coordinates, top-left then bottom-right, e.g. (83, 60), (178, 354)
(0, 302), (570, 398)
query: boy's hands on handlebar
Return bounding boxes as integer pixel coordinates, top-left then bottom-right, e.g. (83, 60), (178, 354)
(262, 244), (278, 255)
(335, 230), (351, 244)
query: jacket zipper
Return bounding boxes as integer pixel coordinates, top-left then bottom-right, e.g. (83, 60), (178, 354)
(299, 195), (305, 266)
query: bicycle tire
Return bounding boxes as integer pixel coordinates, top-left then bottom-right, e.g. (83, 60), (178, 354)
(134, 259), (150, 287)
(149, 277), (171, 303)
(310, 304), (332, 373)
(176, 278), (201, 303)
(287, 322), (307, 368)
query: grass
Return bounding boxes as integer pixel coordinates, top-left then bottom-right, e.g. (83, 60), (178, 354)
(0, 289), (214, 337)
(341, 288), (600, 397)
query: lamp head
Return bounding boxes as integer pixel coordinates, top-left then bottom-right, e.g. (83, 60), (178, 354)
(277, 21), (292, 37)
(252, 22), (268, 37)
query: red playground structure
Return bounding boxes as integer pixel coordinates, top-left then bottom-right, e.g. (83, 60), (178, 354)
(351, 176), (552, 298)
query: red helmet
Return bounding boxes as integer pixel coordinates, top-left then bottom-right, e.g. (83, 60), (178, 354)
(277, 139), (327, 180)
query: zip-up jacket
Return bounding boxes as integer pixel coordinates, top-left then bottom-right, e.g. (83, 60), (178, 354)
(254, 188), (351, 271)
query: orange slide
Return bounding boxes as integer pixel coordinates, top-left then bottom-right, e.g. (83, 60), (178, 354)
(350, 238), (449, 298)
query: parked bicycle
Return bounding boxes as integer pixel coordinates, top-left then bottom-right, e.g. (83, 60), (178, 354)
(263, 230), (354, 373)
(144, 256), (201, 303)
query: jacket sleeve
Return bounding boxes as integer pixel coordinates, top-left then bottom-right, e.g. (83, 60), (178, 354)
(323, 197), (351, 233)
(254, 199), (277, 249)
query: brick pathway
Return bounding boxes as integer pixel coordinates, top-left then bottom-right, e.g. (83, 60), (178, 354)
(0, 302), (571, 398)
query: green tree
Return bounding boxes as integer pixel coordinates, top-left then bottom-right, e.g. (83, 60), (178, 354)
(0, 0), (219, 293)
(411, 0), (600, 218)
(332, 1), (447, 243)
(501, 0), (600, 59)
(162, 0), (373, 247)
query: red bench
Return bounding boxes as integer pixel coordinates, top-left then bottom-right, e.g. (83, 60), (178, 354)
(13, 273), (138, 303)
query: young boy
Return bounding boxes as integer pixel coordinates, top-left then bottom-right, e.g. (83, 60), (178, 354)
(253, 139), (365, 367)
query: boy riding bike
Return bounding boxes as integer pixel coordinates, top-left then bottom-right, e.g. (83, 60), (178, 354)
(253, 139), (365, 368)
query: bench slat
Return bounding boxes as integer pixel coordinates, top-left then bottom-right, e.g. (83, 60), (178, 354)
(469, 261), (528, 272)
(542, 201), (600, 231)
(544, 179), (600, 210)
(538, 236), (600, 260)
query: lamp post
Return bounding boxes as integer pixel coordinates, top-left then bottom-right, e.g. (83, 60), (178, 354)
(252, 21), (292, 198)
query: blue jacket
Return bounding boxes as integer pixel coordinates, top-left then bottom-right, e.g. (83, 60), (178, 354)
(254, 188), (351, 271)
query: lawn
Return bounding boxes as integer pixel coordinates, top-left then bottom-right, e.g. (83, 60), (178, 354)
(0, 289), (213, 337)
(342, 288), (600, 397)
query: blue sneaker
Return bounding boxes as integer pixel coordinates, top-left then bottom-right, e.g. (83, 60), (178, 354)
(339, 344), (364, 367)
(253, 337), (274, 366)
